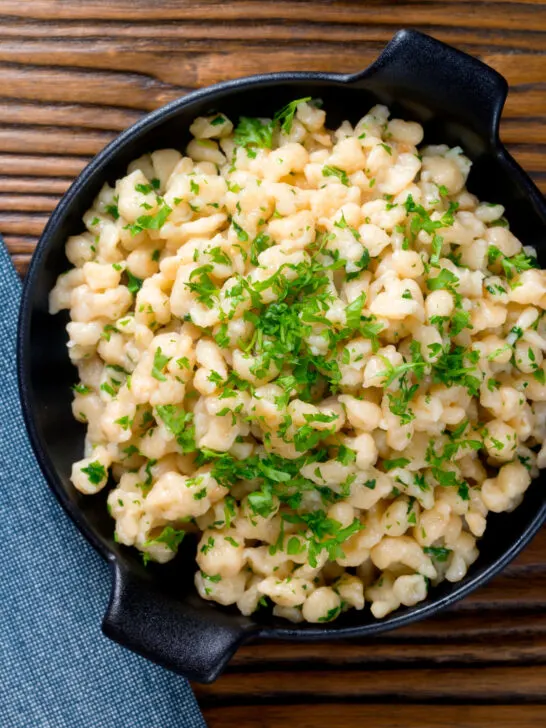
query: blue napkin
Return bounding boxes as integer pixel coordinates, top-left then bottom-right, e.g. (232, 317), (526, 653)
(0, 240), (206, 728)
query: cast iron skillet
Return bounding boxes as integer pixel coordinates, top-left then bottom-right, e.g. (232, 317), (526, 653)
(18, 29), (546, 683)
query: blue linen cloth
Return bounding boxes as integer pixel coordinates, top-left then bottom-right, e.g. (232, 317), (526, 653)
(0, 240), (206, 728)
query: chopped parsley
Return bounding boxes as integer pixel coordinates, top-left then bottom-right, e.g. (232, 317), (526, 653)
(105, 202), (119, 219)
(383, 458), (410, 471)
(233, 98), (314, 154)
(488, 245), (538, 280)
(126, 200), (172, 236)
(273, 96), (312, 134)
(232, 220), (249, 242)
(151, 347), (171, 382)
(72, 383), (91, 395)
(146, 526), (185, 553)
(156, 404), (196, 452)
(423, 546), (452, 562)
(81, 461), (106, 485)
(185, 264), (219, 308)
(250, 233), (273, 266)
(233, 116), (274, 151)
(322, 165), (350, 187)
(126, 270), (143, 295)
(318, 605), (342, 622)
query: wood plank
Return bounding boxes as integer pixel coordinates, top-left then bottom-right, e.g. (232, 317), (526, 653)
(0, 65), (186, 111)
(0, 213), (48, 236)
(442, 573), (546, 609)
(232, 635), (546, 667)
(0, 127), (115, 156)
(0, 177), (71, 194)
(1, 1), (546, 32)
(203, 705), (546, 728)
(501, 120), (546, 145)
(352, 609), (546, 639)
(194, 665), (546, 702)
(0, 194), (59, 213)
(0, 40), (546, 84)
(3, 236), (38, 255)
(0, 101), (141, 131)
(1, 19), (545, 54)
(0, 155), (87, 178)
(10, 253), (29, 276)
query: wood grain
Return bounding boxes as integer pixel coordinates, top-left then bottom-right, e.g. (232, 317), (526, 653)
(204, 705), (546, 728)
(197, 665), (546, 700)
(2, 3), (546, 726)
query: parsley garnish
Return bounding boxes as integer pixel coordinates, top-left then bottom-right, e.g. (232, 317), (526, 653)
(105, 202), (119, 219)
(151, 347), (171, 382)
(250, 233), (273, 266)
(322, 165), (350, 186)
(318, 605), (342, 622)
(232, 220), (249, 242)
(488, 245), (538, 280)
(127, 201), (172, 236)
(426, 268), (458, 291)
(423, 546), (452, 562)
(81, 461), (106, 485)
(345, 293), (365, 330)
(156, 405), (196, 452)
(145, 526), (185, 554)
(72, 383), (91, 395)
(383, 458), (410, 471)
(274, 97), (312, 133)
(432, 345), (481, 395)
(233, 116), (274, 150)
(185, 264), (219, 308)
(126, 270), (143, 295)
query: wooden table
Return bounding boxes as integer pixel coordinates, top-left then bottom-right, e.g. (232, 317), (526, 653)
(3, 2), (546, 725)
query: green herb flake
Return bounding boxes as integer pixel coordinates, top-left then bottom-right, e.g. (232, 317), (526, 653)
(322, 165), (350, 187)
(105, 203), (119, 220)
(488, 245), (538, 280)
(72, 383), (91, 395)
(234, 116), (274, 151)
(156, 404), (196, 453)
(151, 347), (171, 382)
(127, 201), (172, 236)
(274, 97), (312, 134)
(201, 572), (222, 583)
(146, 526), (185, 553)
(81, 461), (106, 485)
(126, 270), (144, 295)
(423, 546), (452, 562)
(232, 220), (249, 242)
(114, 415), (132, 430)
(318, 605), (341, 622)
(345, 293), (365, 330)
(383, 458), (410, 471)
(427, 268), (458, 291)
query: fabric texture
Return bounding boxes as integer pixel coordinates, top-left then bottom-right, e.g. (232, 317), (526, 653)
(0, 240), (206, 728)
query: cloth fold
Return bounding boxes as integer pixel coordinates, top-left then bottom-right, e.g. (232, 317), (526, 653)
(0, 240), (206, 728)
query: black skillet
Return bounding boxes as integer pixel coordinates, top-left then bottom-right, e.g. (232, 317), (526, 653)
(17, 29), (546, 683)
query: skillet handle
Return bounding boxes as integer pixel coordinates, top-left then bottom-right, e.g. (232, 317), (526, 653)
(102, 561), (256, 683)
(350, 29), (508, 141)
